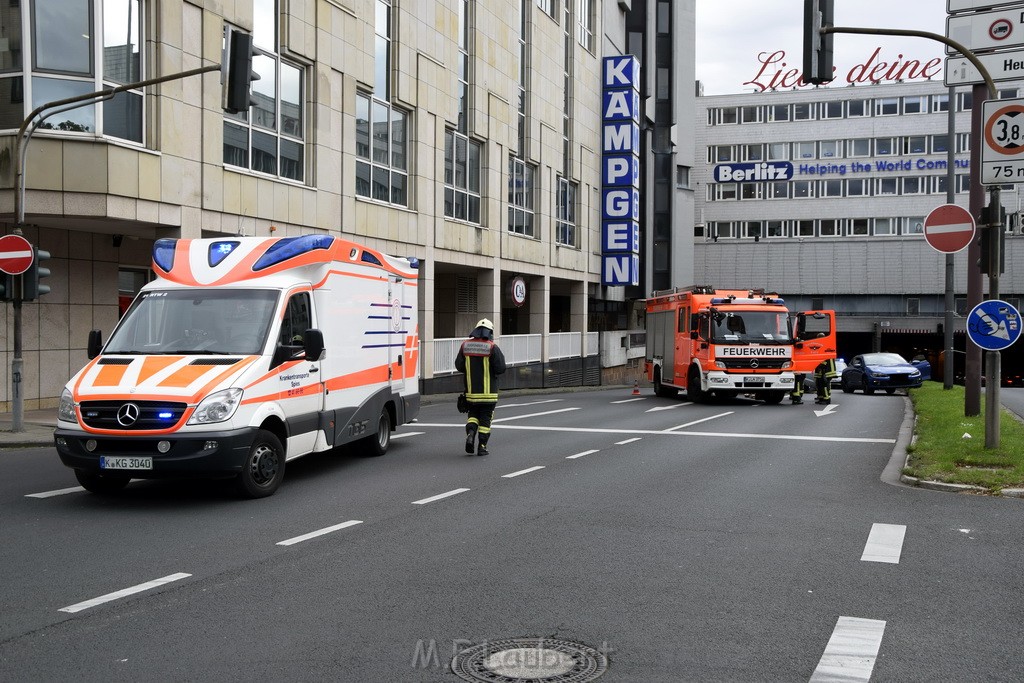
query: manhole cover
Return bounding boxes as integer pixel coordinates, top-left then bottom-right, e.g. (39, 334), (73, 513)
(451, 637), (608, 683)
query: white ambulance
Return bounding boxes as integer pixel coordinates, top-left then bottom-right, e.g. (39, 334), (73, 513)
(54, 235), (420, 498)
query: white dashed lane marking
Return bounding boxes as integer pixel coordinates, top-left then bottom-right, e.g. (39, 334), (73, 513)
(26, 486), (85, 498)
(412, 488), (471, 505)
(391, 431), (424, 440)
(665, 412), (734, 431)
(566, 449), (599, 459)
(492, 407), (580, 423)
(861, 523), (907, 564)
(502, 466), (546, 479)
(277, 520), (363, 546)
(615, 437), (642, 445)
(809, 616), (886, 682)
(59, 573), (192, 614)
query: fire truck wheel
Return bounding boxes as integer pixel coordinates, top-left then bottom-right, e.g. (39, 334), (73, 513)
(236, 430), (285, 498)
(75, 470), (131, 495)
(761, 391), (785, 404)
(654, 368), (677, 398)
(687, 367), (706, 403)
(361, 407), (392, 457)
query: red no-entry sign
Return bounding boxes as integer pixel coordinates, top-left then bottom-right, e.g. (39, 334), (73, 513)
(924, 204), (976, 254)
(0, 234), (34, 275)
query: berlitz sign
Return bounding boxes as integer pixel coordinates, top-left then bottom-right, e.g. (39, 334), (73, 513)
(744, 48), (942, 92)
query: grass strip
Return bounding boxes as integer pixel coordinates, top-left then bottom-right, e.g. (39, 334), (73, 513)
(905, 382), (1024, 491)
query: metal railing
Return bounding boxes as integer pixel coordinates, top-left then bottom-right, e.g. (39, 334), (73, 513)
(431, 332), (599, 374)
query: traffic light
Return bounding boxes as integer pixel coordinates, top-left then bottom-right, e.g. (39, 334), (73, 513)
(222, 27), (261, 115)
(23, 247), (50, 301)
(803, 0), (835, 85)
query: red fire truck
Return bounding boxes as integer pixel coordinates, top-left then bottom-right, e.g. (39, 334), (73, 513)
(644, 286), (836, 403)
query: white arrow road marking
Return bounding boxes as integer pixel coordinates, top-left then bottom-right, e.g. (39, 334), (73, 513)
(814, 404), (839, 417)
(809, 617), (886, 683)
(59, 573), (192, 613)
(492, 407), (580, 422)
(861, 523), (906, 564)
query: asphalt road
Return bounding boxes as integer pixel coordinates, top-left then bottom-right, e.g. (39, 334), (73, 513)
(1, 388), (1022, 682)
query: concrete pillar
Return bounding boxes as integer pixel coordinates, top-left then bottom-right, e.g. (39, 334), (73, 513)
(530, 274), (550, 361)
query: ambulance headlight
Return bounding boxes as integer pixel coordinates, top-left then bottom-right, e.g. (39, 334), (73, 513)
(188, 388), (243, 425)
(58, 388), (77, 422)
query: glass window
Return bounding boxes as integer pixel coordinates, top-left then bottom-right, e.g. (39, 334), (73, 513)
(714, 222), (735, 239)
(717, 184), (737, 200)
(556, 176), (577, 246)
(934, 175), (948, 194)
(846, 178), (869, 196)
(849, 218), (869, 236)
(905, 135), (927, 154)
(223, 11), (307, 183)
(847, 99), (868, 117)
(768, 104), (789, 122)
(34, 0), (92, 74)
(932, 134), (949, 153)
(740, 105), (760, 123)
(793, 180), (814, 198)
(794, 141), (815, 159)
(877, 178), (898, 195)
(715, 145), (735, 163)
(740, 183), (760, 200)
(874, 218), (897, 236)
(932, 94), (949, 112)
(767, 142), (788, 160)
(906, 216), (925, 234)
(742, 221), (762, 239)
(849, 138), (871, 157)
(508, 156), (535, 236)
(767, 181), (788, 199)
(876, 97), (899, 115)
(577, 0), (594, 50)
(820, 219), (840, 237)
(956, 133), (970, 153)
(957, 92), (972, 111)
(875, 137), (897, 155)
(903, 96), (927, 114)
(795, 220), (814, 237)
(445, 129), (482, 223)
(355, 92), (408, 204)
(743, 144), (763, 161)
(821, 100), (843, 119)
(793, 102), (814, 120)
(821, 179), (843, 197)
(719, 107), (737, 124)
(819, 140), (842, 158)
(766, 220), (786, 238)
(903, 177), (924, 194)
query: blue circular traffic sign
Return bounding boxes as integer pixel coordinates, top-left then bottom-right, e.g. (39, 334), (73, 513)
(967, 300), (1022, 351)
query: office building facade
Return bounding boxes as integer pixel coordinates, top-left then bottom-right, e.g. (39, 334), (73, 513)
(0, 0), (696, 409)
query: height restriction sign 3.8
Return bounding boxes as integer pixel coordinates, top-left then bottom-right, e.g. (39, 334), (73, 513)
(982, 98), (1024, 184)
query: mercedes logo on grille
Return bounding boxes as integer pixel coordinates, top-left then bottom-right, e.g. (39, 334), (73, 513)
(749, 359), (760, 369)
(117, 403), (141, 427)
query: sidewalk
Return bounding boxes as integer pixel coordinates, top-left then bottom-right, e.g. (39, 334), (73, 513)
(0, 409), (57, 449)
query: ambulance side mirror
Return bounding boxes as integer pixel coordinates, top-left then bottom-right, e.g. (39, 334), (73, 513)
(87, 330), (103, 359)
(303, 329), (324, 361)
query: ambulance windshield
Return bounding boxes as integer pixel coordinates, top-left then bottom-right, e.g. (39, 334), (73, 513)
(105, 289), (280, 355)
(710, 310), (792, 344)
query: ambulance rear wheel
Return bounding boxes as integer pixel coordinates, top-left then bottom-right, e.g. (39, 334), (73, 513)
(362, 407), (391, 457)
(687, 367), (706, 403)
(75, 470), (130, 495)
(236, 430), (285, 498)
(654, 367), (677, 398)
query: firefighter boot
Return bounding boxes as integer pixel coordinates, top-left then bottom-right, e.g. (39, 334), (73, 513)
(465, 425), (477, 454)
(477, 433), (489, 456)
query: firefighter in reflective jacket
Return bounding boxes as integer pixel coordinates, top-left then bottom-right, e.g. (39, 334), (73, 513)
(814, 358), (838, 405)
(455, 319), (506, 456)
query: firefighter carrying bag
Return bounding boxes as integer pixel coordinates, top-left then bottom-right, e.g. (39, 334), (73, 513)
(457, 393), (469, 413)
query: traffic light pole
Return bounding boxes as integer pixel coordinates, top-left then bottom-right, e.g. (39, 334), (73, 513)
(8, 64), (220, 432)
(817, 25), (1003, 445)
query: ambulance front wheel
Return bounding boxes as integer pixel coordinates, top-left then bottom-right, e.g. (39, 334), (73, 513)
(236, 430), (286, 498)
(75, 470), (131, 495)
(362, 407), (392, 457)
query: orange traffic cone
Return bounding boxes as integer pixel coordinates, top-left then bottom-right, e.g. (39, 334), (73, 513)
(632, 380), (640, 396)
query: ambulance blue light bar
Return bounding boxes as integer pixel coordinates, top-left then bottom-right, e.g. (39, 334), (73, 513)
(253, 235), (335, 271)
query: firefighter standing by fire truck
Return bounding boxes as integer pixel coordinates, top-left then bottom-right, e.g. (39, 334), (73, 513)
(813, 358), (838, 405)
